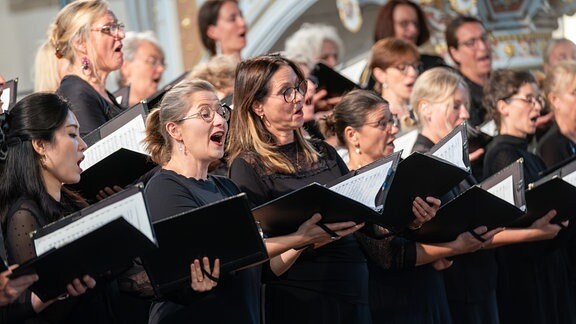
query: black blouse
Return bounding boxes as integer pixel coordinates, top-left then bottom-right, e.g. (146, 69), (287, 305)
(537, 123), (576, 169)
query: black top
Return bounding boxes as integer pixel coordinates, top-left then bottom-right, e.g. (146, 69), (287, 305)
(461, 74), (487, 128)
(2, 197), (119, 324)
(144, 169), (261, 324)
(229, 140), (368, 303)
(57, 75), (124, 136)
(483, 134), (576, 324)
(537, 123), (576, 168)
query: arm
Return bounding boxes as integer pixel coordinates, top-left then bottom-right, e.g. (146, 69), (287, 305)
(486, 210), (565, 248)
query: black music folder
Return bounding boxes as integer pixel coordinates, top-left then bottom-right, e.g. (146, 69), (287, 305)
(82, 102), (149, 145)
(406, 159), (526, 243)
(311, 63), (360, 99)
(143, 71), (189, 110)
(252, 152), (401, 236)
(383, 123), (471, 231)
(142, 193), (268, 297)
(467, 124), (493, 153)
(10, 186), (157, 301)
(513, 158), (576, 227)
(113, 85), (131, 108)
(1, 78), (18, 111)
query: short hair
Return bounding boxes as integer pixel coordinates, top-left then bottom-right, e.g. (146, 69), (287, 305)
(226, 54), (319, 174)
(321, 90), (389, 147)
(284, 23), (345, 66)
(188, 54), (237, 95)
(116, 31), (164, 87)
(374, 0), (430, 46)
(543, 38), (576, 65)
(411, 67), (469, 125)
(544, 60), (576, 102)
(144, 79), (217, 165)
(370, 38), (420, 92)
(198, 0), (238, 56)
(483, 69), (536, 129)
(445, 15), (486, 64)
(49, 0), (110, 82)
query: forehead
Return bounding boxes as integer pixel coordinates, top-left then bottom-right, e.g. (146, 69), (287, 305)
(188, 90), (219, 108)
(219, 1), (240, 17)
(456, 22), (485, 40)
(550, 43), (576, 58)
(136, 41), (163, 56)
(366, 103), (390, 118)
(394, 4), (417, 19)
(94, 11), (116, 24)
(269, 65), (298, 87)
(517, 82), (539, 94)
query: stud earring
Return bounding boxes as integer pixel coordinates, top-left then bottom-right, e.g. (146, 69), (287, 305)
(355, 146), (361, 154)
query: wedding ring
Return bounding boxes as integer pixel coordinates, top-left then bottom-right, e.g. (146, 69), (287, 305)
(330, 236), (339, 241)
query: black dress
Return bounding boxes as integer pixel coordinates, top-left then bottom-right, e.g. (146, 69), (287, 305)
(414, 134), (499, 324)
(144, 169), (261, 324)
(483, 135), (576, 324)
(57, 75), (124, 136)
(537, 123), (576, 168)
(229, 140), (371, 324)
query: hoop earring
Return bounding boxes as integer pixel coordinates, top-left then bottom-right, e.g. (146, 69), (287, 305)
(40, 155), (47, 169)
(81, 56), (91, 76)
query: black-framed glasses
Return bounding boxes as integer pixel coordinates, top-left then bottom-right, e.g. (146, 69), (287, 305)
(280, 80), (308, 103)
(177, 103), (231, 123)
(390, 61), (422, 75)
(459, 33), (491, 49)
(503, 94), (545, 108)
(364, 115), (399, 131)
(91, 22), (125, 37)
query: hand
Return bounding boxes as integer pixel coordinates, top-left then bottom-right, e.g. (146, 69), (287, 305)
(66, 275), (96, 297)
(535, 111), (553, 129)
(313, 89), (341, 112)
(0, 265), (38, 306)
(96, 185), (124, 201)
(451, 226), (504, 254)
(295, 214), (364, 247)
(409, 196), (441, 229)
(469, 148), (485, 162)
(529, 209), (566, 240)
(190, 257), (219, 292)
(431, 258), (453, 271)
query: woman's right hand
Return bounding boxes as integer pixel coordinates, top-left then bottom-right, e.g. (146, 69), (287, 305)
(0, 265), (38, 306)
(529, 209), (566, 240)
(295, 213), (364, 247)
(66, 275), (96, 296)
(190, 257), (219, 292)
(450, 226), (503, 254)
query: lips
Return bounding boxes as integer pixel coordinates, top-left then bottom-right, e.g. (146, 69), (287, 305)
(77, 154), (85, 172)
(210, 131), (225, 145)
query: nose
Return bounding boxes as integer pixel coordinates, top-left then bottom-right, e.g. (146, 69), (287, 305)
(79, 136), (88, 152)
(460, 105), (470, 120)
(238, 15), (247, 28)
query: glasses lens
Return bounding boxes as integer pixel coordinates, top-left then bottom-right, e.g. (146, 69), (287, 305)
(218, 104), (231, 121)
(199, 106), (214, 122)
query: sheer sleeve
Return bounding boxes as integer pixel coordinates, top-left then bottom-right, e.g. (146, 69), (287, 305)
(355, 229), (417, 270)
(5, 205), (42, 265)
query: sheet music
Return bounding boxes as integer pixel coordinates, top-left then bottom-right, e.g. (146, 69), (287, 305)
(480, 120), (498, 136)
(393, 129), (418, 159)
(562, 170), (576, 187)
(486, 175), (515, 206)
(329, 161), (393, 208)
(34, 192), (154, 256)
(81, 116), (147, 170)
(431, 133), (467, 170)
(1, 88), (10, 112)
(116, 95), (123, 105)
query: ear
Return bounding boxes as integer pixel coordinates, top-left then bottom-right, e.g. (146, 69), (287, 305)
(207, 25), (220, 41)
(547, 92), (559, 112)
(165, 121), (183, 142)
(448, 46), (461, 65)
(344, 125), (359, 148)
(419, 101), (432, 121)
(252, 101), (264, 117)
(372, 67), (387, 84)
(31, 139), (48, 156)
(496, 98), (509, 117)
(73, 37), (87, 55)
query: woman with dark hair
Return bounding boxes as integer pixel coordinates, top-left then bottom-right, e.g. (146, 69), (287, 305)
(0, 93), (123, 323)
(198, 0), (247, 61)
(483, 69), (576, 324)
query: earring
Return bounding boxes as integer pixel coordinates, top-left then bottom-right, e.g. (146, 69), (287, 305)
(40, 155), (47, 169)
(382, 83), (388, 89)
(215, 41), (222, 55)
(355, 146), (361, 154)
(81, 56), (91, 76)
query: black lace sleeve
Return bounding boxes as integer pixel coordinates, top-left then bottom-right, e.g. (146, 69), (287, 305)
(355, 229), (417, 270)
(4, 204), (42, 265)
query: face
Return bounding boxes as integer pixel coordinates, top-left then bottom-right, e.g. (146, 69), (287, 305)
(42, 111), (87, 186)
(500, 82), (543, 137)
(319, 40), (339, 68)
(178, 91), (228, 163)
(209, 1), (247, 54)
(426, 85), (470, 141)
(393, 4), (419, 45)
(121, 41), (165, 102)
(354, 104), (399, 162)
(256, 65), (305, 139)
(550, 75), (576, 129)
(546, 42), (576, 72)
(90, 11), (125, 73)
(380, 57), (420, 101)
(450, 22), (492, 78)
(296, 63), (316, 122)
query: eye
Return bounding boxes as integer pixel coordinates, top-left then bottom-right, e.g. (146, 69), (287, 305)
(199, 107), (212, 120)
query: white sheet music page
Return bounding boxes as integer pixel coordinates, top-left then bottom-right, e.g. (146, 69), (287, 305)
(0, 88), (10, 112)
(393, 129), (419, 159)
(80, 116), (147, 170)
(562, 171), (576, 187)
(34, 192), (154, 256)
(329, 161), (393, 209)
(485, 175), (515, 206)
(431, 133), (467, 170)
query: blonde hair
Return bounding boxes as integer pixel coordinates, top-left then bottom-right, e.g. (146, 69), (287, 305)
(188, 55), (237, 95)
(144, 79), (217, 165)
(411, 67), (469, 126)
(544, 60), (576, 107)
(33, 41), (63, 92)
(49, 0), (110, 83)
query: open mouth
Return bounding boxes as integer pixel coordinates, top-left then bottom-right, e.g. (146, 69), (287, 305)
(114, 45), (123, 53)
(210, 131), (225, 145)
(77, 155), (85, 171)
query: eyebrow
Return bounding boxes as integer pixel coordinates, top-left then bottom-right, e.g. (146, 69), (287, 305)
(66, 124), (79, 130)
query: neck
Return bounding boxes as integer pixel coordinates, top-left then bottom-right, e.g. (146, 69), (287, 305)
(70, 63), (110, 101)
(420, 127), (440, 144)
(164, 151), (210, 180)
(556, 118), (576, 143)
(42, 172), (62, 202)
(460, 67), (489, 86)
(221, 49), (241, 62)
(129, 88), (149, 107)
(382, 90), (409, 117)
(273, 130), (295, 146)
(346, 147), (372, 170)
(499, 122), (527, 139)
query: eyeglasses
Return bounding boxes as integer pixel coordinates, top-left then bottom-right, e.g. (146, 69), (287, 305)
(459, 33), (491, 49)
(177, 103), (231, 123)
(91, 22), (125, 37)
(279, 80), (308, 103)
(504, 95), (546, 108)
(365, 115), (399, 131)
(144, 56), (166, 68)
(394, 19), (419, 29)
(390, 61), (422, 74)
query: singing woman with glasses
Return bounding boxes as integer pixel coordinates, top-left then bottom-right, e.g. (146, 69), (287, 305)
(483, 69), (576, 324)
(51, 0), (126, 136)
(227, 54), (369, 323)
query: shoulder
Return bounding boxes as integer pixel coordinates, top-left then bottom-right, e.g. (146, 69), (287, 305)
(4, 197), (41, 223)
(145, 169), (185, 192)
(209, 175), (241, 195)
(57, 75), (94, 95)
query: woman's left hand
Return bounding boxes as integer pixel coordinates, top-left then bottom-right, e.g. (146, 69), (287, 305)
(409, 196), (441, 229)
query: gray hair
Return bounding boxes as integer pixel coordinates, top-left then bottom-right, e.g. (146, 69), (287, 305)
(116, 31), (164, 87)
(284, 23), (344, 67)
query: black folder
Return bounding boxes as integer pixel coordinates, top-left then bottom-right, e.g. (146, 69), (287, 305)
(383, 124), (471, 231)
(467, 124), (493, 153)
(311, 63), (360, 99)
(142, 193), (268, 297)
(143, 71), (189, 110)
(82, 102), (149, 146)
(67, 148), (156, 200)
(10, 186), (157, 301)
(405, 159), (526, 243)
(252, 153), (401, 236)
(1, 78), (18, 111)
(113, 85), (131, 108)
